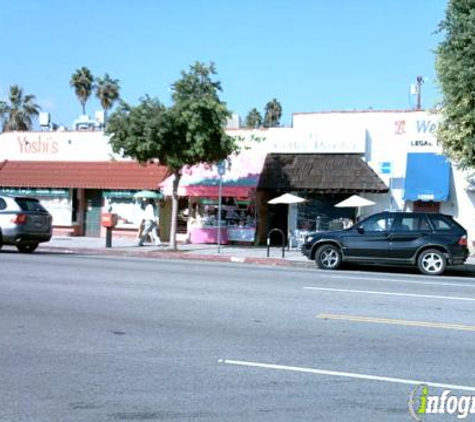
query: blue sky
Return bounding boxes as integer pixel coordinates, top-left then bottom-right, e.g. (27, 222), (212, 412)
(0, 0), (447, 128)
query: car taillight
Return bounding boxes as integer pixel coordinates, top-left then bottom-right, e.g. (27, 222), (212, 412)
(11, 213), (27, 224)
(458, 235), (468, 246)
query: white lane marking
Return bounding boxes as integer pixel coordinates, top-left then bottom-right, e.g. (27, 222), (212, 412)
(326, 275), (475, 289)
(219, 359), (475, 392)
(303, 286), (475, 302)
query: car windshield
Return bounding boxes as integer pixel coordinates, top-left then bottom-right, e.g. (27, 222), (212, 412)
(15, 198), (48, 212)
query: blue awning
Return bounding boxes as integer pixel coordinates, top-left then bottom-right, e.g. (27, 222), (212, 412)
(403, 153), (451, 201)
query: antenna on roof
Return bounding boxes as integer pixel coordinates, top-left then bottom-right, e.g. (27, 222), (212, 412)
(411, 76), (427, 110)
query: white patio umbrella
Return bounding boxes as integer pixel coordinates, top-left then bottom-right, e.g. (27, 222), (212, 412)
(335, 195), (375, 222)
(335, 195), (375, 208)
(132, 190), (163, 200)
(268, 193), (307, 249)
(268, 193), (307, 204)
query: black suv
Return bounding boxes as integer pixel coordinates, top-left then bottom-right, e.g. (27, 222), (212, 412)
(301, 212), (469, 275)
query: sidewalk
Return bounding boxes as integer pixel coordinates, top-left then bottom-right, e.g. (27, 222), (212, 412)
(37, 235), (315, 268)
(36, 235), (475, 270)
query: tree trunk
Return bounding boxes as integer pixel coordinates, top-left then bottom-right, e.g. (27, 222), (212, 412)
(169, 171), (181, 251)
(103, 108), (108, 129)
(82, 101), (86, 116)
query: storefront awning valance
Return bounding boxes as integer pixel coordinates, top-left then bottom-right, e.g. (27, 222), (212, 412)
(403, 153), (451, 202)
(258, 153), (388, 193)
(160, 151), (267, 197)
(0, 160), (170, 189)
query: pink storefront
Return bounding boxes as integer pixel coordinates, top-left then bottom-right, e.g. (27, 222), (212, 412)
(160, 151), (266, 244)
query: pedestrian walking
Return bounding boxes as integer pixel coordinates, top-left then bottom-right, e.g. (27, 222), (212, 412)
(137, 198), (161, 246)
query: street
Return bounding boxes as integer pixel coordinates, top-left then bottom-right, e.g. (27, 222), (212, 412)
(1, 251), (475, 421)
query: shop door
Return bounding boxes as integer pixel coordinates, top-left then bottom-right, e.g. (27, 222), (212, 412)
(84, 190), (102, 237)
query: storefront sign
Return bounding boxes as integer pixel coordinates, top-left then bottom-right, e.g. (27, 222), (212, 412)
(17, 135), (59, 155)
(379, 162), (392, 174)
(0, 131), (119, 161)
(0, 188), (69, 197)
(410, 140), (434, 147)
(394, 119), (438, 136)
(416, 120), (437, 134)
(234, 128), (365, 154)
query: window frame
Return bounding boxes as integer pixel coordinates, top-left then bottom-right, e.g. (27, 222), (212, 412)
(392, 214), (431, 233)
(427, 214), (455, 232)
(357, 213), (393, 233)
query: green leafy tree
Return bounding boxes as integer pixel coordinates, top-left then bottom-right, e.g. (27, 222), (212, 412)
(95, 73), (120, 126)
(244, 108), (263, 128)
(107, 62), (238, 249)
(436, 0), (475, 168)
(0, 85), (41, 132)
(70, 66), (94, 115)
(263, 98), (282, 128)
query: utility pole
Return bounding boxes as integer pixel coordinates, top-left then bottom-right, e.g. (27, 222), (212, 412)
(416, 76), (424, 110)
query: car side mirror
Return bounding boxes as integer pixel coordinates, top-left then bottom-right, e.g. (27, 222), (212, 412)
(356, 226), (365, 234)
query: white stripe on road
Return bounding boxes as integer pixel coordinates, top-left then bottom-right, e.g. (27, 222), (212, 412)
(303, 286), (475, 302)
(326, 275), (475, 289)
(219, 359), (475, 392)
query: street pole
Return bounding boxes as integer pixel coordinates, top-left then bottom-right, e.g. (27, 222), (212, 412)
(216, 160), (226, 254)
(416, 76), (424, 110)
(217, 173), (223, 253)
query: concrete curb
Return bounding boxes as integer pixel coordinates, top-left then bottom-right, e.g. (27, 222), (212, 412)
(38, 245), (316, 269)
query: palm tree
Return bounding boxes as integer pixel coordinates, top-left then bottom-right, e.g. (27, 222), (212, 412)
(244, 108), (263, 128)
(70, 67), (94, 115)
(95, 73), (120, 125)
(263, 98), (282, 128)
(0, 85), (41, 132)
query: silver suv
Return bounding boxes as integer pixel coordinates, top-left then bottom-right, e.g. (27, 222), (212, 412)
(0, 195), (53, 253)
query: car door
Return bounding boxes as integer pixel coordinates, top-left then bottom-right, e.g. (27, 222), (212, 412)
(389, 214), (431, 260)
(341, 213), (392, 259)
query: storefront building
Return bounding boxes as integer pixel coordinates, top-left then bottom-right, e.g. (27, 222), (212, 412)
(159, 151), (266, 244)
(2, 109), (473, 247)
(290, 110), (475, 246)
(0, 132), (169, 237)
(159, 120), (388, 245)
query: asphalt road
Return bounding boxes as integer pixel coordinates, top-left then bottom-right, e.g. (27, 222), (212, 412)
(2, 251), (475, 421)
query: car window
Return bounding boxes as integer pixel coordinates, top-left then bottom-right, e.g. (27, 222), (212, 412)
(15, 198), (47, 212)
(0, 198), (6, 210)
(393, 215), (430, 232)
(428, 215), (454, 231)
(359, 215), (392, 232)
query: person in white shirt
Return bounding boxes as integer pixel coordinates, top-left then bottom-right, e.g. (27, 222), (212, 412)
(138, 199), (161, 246)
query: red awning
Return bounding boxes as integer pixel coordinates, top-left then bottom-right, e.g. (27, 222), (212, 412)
(0, 160), (170, 189)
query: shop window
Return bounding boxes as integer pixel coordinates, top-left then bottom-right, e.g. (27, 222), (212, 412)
(177, 197), (189, 234)
(188, 196), (257, 243)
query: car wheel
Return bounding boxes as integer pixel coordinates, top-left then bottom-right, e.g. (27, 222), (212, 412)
(0, 232), (3, 251)
(417, 249), (447, 275)
(16, 242), (39, 253)
(315, 244), (342, 270)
